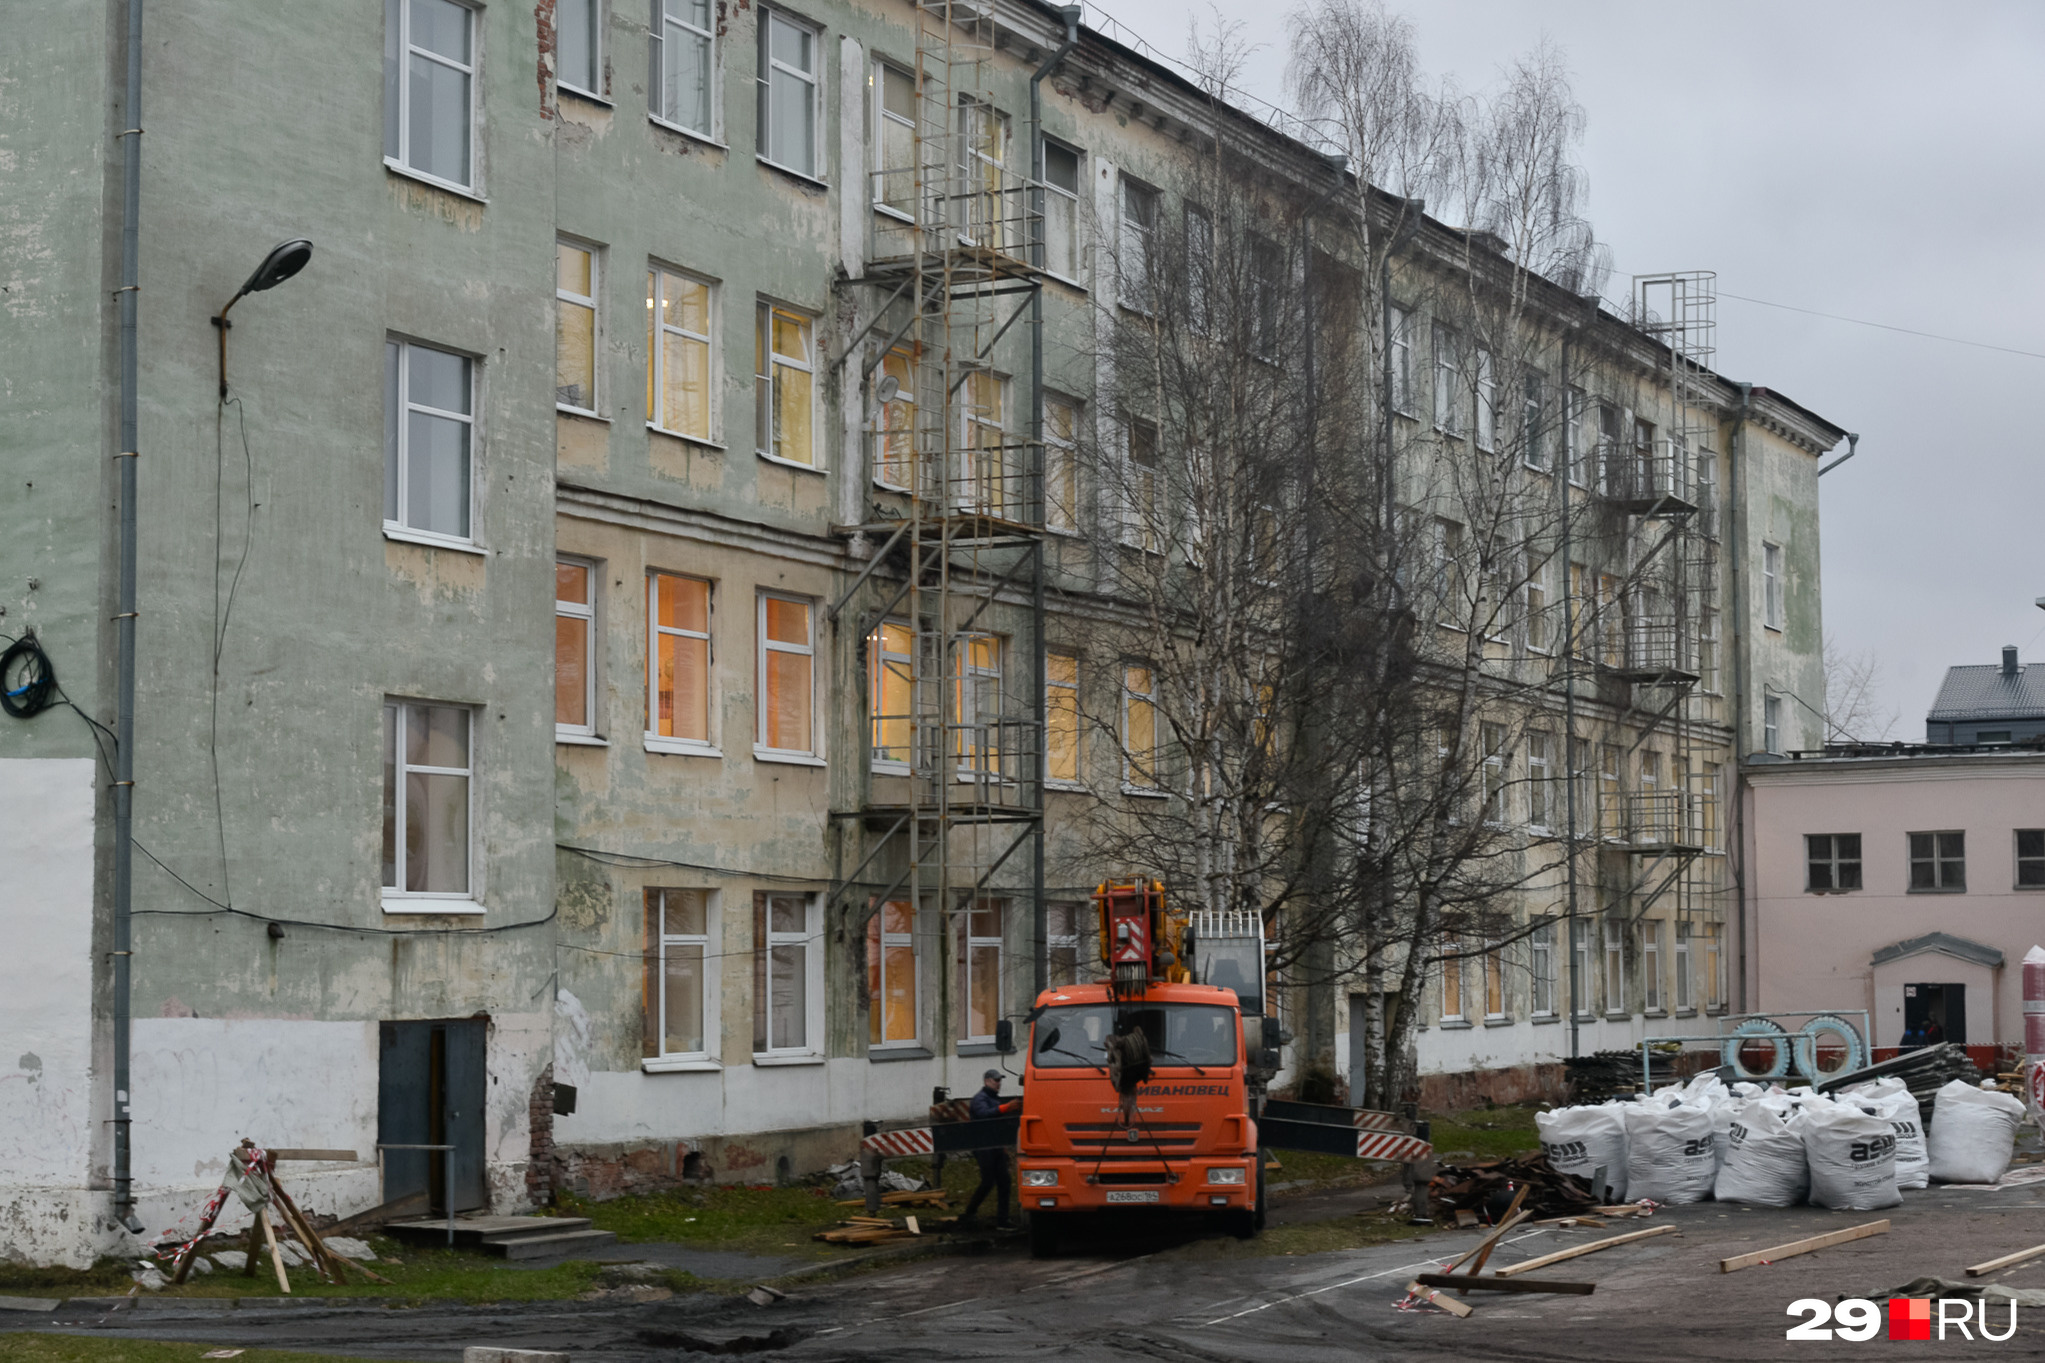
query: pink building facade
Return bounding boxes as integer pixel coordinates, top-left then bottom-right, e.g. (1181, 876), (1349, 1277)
(1742, 749), (2045, 1053)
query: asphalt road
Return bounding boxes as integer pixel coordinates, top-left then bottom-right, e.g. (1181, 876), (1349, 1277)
(13, 1180), (2045, 1361)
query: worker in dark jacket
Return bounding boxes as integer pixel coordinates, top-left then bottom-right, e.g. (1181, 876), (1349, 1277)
(958, 1069), (1016, 1228)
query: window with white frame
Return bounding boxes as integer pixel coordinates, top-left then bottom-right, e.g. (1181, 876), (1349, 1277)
(754, 892), (818, 1056)
(653, 0), (716, 137)
(1047, 650), (1081, 786)
(382, 700), (474, 908)
(756, 302), (816, 466)
(556, 559), (597, 737)
(871, 346), (915, 489)
(1530, 919), (1556, 1016)
(868, 898), (919, 1046)
(957, 97), (1011, 250)
(1571, 918), (1591, 1016)
(1389, 306), (1413, 414)
(1703, 921), (1724, 1010)
(1602, 918), (1625, 1014)
(1483, 940), (1505, 1019)
(1440, 939), (1466, 1022)
(648, 265), (716, 441)
(646, 888), (715, 1061)
(1695, 449), (1719, 521)
(1122, 662), (1160, 790)
(954, 634), (1004, 777)
(557, 0), (602, 98)
(1041, 140), (1084, 281)
(384, 0), (476, 191)
(1522, 371), (1547, 469)
(1474, 348), (1497, 451)
(1567, 389), (1591, 487)
(1525, 548), (1552, 652)
(1185, 204), (1214, 334)
(757, 9), (820, 179)
(1122, 417), (1160, 552)
(1597, 743), (1622, 839)
(1675, 922), (1693, 1010)
(872, 60), (915, 216)
(1596, 402), (1622, 492)
(1047, 901), (1083, 987)
(1044, 396), (1079, 532)
(1762, 540), (1784, 630)
(1432, 326), (1461, 435)
(1642, 919), (1663, 1012)
(961, 371), (1010, 515)
(1699, 762), (1721, 850)
(1480, 722), (1507, 825)
(648, 572), (712, 749)
(866, 619), (913, 769)
(557, 240), (599, 413)
(1119, 177), (1158, 313)
(1432, 518), (1464, 625)
(1699, 607), (1721, 693)
(758, 593), (815, 758)
(1527, 732), (1554, 832)
(384, 339), (474, 542)
(1763, 694), (1781, 755)
(957, 900), (1006, 1042)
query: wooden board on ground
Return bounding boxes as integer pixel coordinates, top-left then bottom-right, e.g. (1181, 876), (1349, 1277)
(1405, 1280), (1474, 1317)
(267, 1149), (359, 1162)
(1415, 1273), (1596, 1296)
(1494, 1224), (1679, 1278)
(1719, 1220), (1890, 1274)
(1966, 1243), (2045, 1278)
(1441, 1208), (1531, 1276)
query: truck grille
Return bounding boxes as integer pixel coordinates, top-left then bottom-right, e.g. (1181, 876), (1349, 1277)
(1095, 1171), (1170, 1185)
(1063, 1122), (1201, 1149)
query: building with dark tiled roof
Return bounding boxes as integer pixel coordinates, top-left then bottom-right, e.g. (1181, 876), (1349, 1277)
(1927, 646), (2045, 744)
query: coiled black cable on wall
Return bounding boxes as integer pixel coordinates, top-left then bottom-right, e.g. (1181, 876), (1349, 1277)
(1, 632), (59, 719)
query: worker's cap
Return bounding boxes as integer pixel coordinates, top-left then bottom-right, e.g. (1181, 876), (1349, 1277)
(983, 1069), (1003, 1081)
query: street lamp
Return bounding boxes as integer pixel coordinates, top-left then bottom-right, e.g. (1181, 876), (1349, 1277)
(213, 239), (313, 398)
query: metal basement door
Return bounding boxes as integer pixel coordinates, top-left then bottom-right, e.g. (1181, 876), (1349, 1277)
(378, 1018), (488, 1214)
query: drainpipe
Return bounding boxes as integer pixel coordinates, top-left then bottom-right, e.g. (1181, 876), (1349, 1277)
(1028, 6), (1079, 998)
(111, 0), (146, 1235)
(1727, 383), (1753, 1017)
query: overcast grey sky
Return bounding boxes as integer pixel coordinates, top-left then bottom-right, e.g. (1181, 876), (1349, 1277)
(1088, 0), (2045, 737)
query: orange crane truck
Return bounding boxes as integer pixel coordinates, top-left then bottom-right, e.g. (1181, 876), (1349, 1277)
(1014, 879), (1433, 1257)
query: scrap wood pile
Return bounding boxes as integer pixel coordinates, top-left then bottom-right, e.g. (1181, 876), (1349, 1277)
(815, 1214), (927, 1246)
(1565, 1048), (1679, 1103)
(1813, 1043), (1984, 1126)
(1427, 1153), (1599, 1221)
(834, 1188), (950, 1209)
(146, 1138), (389, 1293)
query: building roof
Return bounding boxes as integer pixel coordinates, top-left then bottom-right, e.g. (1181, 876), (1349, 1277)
(1927, 662), (2045, 722)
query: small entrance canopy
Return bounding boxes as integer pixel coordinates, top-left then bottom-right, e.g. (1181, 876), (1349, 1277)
(1869, 931), (2004, 970)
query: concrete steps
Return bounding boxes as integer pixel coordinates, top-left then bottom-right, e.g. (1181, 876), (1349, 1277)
(384, 1215), (619, 1259)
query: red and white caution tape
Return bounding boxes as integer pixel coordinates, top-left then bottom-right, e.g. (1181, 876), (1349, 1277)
(861, 1126), (935, 1157)
(1356, 1131), (1433, 1162)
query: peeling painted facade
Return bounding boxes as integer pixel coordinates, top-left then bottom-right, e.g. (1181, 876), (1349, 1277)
(1, 0), (1844, 1267)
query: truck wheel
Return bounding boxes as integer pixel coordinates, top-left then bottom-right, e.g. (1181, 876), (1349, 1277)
(1252, 1152), (1267, 1233)
(1028, 1210), (1061, 1258)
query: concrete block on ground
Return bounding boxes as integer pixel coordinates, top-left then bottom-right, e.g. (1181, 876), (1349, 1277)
(463, 1350), (571, 1363)
(0, 1297), (62, 1312)
(322, 1235), (376, 1260)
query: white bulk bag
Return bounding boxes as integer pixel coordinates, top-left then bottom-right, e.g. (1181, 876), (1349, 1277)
(1713, 1099), (1809, 1206)
(1803, 1098), (1900, 1210)
(1844, 1077), (1929, 1190)
(1927, 1079), (2027, 1185)
(1623, 1098), (1717, 1204)
(1536, 1103), (1629, 1203)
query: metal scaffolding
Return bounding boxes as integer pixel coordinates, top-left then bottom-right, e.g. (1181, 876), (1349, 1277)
(829, 1), (1049, 1039)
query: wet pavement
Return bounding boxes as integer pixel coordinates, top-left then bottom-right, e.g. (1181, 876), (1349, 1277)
(11, 1180), (2045, 1360)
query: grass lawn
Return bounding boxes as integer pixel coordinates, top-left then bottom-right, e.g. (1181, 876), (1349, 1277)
(0, 1238), (604, 1307)
(1420, 1103), (1542, 1163)
(0, 1337), (425, 1363)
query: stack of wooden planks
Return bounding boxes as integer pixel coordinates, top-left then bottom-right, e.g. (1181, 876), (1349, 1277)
(815, 1215), (924, 1246)
(835, 1188), (951, 1209)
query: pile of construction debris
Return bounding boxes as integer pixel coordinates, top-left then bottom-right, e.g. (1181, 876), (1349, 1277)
(1427, 1154), (1600, 1221)
(1813, 1043), (1986, 1126)
(1563, 1048), (1680, 1103)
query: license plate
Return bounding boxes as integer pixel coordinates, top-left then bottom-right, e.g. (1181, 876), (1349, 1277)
(1105, 1190), (1160, 1204)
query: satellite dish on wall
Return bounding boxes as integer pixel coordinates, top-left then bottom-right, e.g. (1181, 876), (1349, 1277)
(874, 373), (901, 405)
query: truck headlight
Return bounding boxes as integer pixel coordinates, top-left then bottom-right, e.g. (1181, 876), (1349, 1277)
(1022, 1169), (1058, 1187)
(1205, 1167), (1246, 1185)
